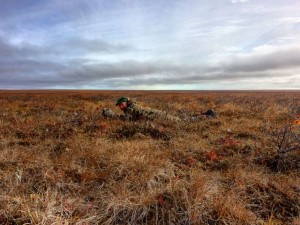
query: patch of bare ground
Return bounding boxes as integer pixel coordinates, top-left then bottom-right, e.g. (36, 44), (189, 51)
(0, 90), (299, 224)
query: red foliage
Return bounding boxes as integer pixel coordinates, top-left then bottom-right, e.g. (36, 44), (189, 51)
(219, 136), (241, 149)
(206, 150), (223, 161)
(157, 194), (164, 206)
(175, 156), (198, 170)
(99, 124), (109, 130)
(185, 156), (197, 167)
(293, 119), (300, 126)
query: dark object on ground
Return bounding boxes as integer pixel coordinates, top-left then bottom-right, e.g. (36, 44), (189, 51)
(202, 109), (217, 118)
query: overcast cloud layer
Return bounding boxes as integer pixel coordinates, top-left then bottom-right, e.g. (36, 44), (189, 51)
(1, 0), (300, 90)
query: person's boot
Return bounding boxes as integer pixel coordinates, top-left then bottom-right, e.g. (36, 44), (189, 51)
(202, 109), (217, 118)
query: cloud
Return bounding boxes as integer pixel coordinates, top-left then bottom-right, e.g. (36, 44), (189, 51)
(0, 0), (300, 89)
(1, 35), (300, 89)
(0, 38), (40, 58)
(62, 38), (133, 53)
(0, 35), (133, 60)
(231, 0), (249, 3)
(221, 45), (300, 72)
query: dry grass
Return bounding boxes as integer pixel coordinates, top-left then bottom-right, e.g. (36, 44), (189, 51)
(0, 90), (299, 224)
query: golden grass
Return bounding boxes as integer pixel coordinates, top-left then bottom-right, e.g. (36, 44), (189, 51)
(0, 90), (299, 224)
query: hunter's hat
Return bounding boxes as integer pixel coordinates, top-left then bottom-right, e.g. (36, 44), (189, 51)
(115, 97), (129, 106)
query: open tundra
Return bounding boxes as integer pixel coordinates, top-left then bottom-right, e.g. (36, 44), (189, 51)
(0, 90), (299, 224)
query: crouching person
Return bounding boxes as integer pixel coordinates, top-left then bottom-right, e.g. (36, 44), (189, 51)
(114, 97), (181, 122)
(102, 97), (217, 122)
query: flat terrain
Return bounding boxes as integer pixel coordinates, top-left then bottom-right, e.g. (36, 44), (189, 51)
(0, 90), (299, 224)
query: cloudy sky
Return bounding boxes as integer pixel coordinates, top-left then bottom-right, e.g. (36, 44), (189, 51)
(1, 0), (300, 90)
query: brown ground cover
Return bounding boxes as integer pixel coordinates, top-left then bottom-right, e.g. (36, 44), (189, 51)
(0, 90), (299, 224)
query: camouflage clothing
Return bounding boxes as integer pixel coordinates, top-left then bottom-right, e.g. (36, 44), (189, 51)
(102, 97), (217, 122)
(102, 108), (116, 118)
(124, 103), (181, 122)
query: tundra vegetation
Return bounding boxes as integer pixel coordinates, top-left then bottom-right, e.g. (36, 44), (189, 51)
(0, 90), (299, 225)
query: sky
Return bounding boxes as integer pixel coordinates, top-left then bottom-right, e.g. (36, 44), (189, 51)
(1, 0), (300, 90)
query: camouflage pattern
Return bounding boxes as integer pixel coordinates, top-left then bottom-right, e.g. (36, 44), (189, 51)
(124, 103), (181, 122)
(102, 108), (116, 118)
(102, 99), (216, 122)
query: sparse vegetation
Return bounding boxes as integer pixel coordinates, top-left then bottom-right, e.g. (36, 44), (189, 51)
(0, 90), (299, 224)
